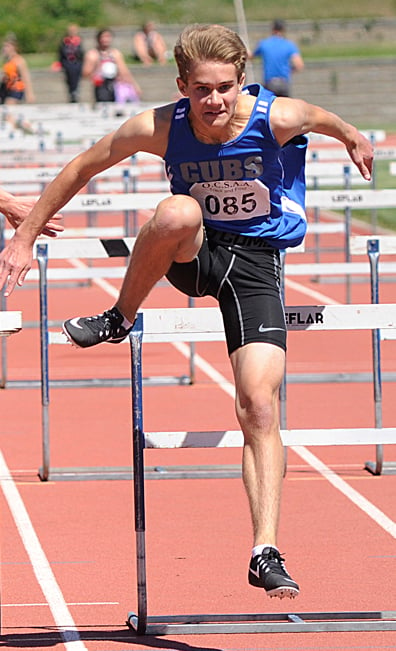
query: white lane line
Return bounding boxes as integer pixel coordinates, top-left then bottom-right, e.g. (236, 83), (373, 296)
(3, 601), (119, 607)
(69, 258), (119, 299)
(0, 451), (88, 651)
(285, 277), (340, 305)
(292, 446), (396, 538)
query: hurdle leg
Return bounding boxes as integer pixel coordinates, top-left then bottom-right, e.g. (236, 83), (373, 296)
(0, 214), (7, 389)
(343, 166), (352, 304)
(365, 239), (384, 475)
(279, 252), (288, 475)
(37, 244), (51, 481)
(127, 315), (148, 635)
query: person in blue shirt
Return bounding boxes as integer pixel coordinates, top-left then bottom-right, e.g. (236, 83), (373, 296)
(0, 24), (373, 601)
(253, 19), (304, 97)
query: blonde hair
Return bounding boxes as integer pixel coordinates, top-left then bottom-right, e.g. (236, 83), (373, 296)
(174, 24), (247, 83)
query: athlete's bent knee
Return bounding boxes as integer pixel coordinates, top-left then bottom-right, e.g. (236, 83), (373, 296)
(154, 195), (202, 236)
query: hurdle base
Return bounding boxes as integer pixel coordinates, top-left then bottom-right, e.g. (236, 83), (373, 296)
(6, 374), (192, 390)
(365, 460), (396, 476)
(126, 610), (396, 635)
(37, 464), (242, 482)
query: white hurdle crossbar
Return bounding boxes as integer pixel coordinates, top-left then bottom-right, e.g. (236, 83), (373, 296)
(32, 240), (196, 481)
(0, 311), (22, 337)
(127, 306), (396, 635)
(281, 236), (396, 475)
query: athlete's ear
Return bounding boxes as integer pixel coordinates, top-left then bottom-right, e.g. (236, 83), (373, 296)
(238, 73), (246, 90)
(176, 77), (188, 96)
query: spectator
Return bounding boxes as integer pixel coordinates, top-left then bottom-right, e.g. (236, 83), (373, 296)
(252, 19), (304, 97)
(0, 33), (35, 104)
(58, 24), (84, 103)
(83, 28), (141, 104)
(133, 21), (167, 66)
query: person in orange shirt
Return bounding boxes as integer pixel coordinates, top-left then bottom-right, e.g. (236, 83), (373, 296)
(1, 33), (35, 104)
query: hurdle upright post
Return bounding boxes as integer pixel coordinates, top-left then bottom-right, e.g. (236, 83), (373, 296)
(122, 169), (133, 237)
(343, 165), (352, 304)
(279, 251), (288, 474)
(129, 314), (148, 634)
(370, 132), (378, 232)
(279, 250), (287, 430)
(0, 213), (7, 388)
(311, 151), (321, 265)
(365, 238), (384, 475)
(37, 243), (51, 481)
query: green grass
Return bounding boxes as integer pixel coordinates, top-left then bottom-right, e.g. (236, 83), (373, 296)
(301, 44), (396, 60)
(356, 160), (396, 231)
(103, 0), (396, 25)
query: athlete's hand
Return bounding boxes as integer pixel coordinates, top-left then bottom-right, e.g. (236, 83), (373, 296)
(345, 132), (374, 181)
(0, 237), (33, 297)
(5, 197), (64, 238)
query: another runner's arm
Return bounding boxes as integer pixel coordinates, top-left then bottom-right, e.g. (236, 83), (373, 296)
(270, 97), (374, 181)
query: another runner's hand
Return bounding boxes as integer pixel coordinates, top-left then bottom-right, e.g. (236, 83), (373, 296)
(5, 198), (64, 238)
(0, 237), (33, 297)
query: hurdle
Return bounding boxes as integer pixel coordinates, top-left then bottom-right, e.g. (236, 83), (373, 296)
(126, 305), (396, 635)
(0, 311), (22, 337)
(27, 238), (196, 481)
(305, 188), (396, 301)
(350, 235), (396, 475)
(279, 237), (396, 468)
(0, 310), (21, 635)
(0, 192), (169, 388)
(4, 232), (396, 480)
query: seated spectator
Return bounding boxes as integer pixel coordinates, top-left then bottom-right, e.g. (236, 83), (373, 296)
(133, 21), (167, 66)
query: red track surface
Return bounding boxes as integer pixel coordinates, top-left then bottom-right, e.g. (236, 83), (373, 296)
(1, 150), (396, 650)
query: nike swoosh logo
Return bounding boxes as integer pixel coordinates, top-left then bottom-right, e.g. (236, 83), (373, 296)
(258, 325), (285, 333)
(67, 317), (83, 329)
(249, 567), (261, 578)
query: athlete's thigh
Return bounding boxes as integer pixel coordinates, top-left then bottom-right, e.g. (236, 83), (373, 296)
(166, 231), (215, 297)
(230, 341), (285, 401)
(218, 247), (286, 355)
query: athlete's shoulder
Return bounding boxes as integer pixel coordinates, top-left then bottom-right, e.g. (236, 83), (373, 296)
(117, 102), (178, 157)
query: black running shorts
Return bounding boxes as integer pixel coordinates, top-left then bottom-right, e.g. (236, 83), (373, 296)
(166, 226), (286, 356)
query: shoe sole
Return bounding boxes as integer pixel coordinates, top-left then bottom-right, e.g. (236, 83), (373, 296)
(62, 325), (127, 348)
(249, 573), (299, 599)
(62, 325), (85, 349)
(266, 586), (299, 599)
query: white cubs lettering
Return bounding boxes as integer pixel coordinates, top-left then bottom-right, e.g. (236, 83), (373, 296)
(179, 156), (263, 184)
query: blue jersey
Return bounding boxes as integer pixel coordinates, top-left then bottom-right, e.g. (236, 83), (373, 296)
(164, 83), (307, 249)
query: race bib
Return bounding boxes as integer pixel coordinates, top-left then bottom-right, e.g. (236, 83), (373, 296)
(190, 179), (270, 222)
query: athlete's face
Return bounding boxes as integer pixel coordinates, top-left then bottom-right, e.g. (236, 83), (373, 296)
(177, 60), (244, 139)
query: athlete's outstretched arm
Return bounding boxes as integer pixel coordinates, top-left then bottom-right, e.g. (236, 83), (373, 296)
(270, 97), (374, 181)
(0, 104), (173, 296)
